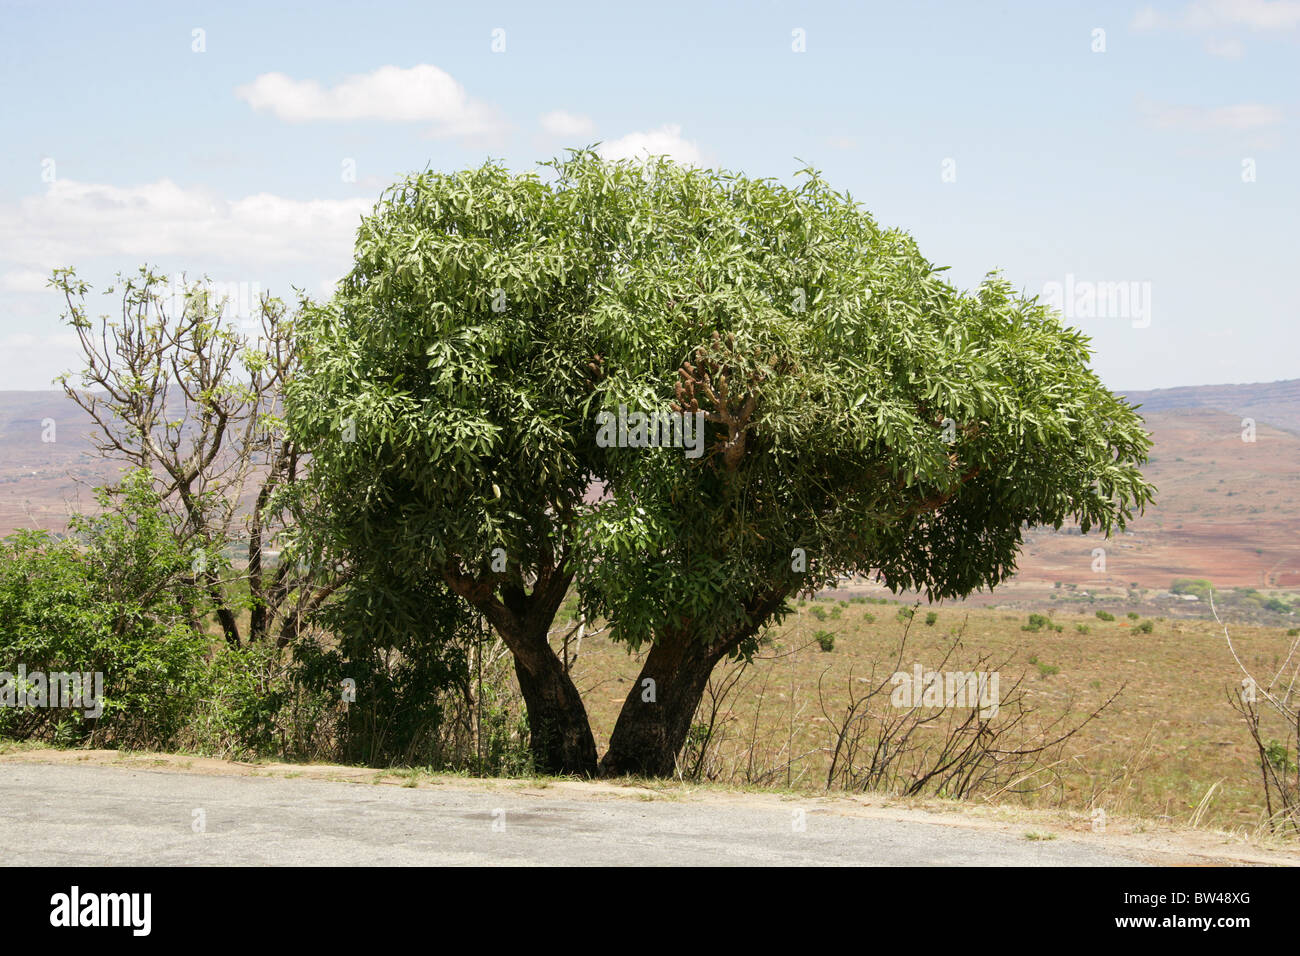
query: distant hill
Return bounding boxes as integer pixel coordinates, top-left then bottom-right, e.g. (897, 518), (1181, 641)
(3, 381), (1299, 591)
(0, 390), (117, 535)
(1120, 379), (1300, 436)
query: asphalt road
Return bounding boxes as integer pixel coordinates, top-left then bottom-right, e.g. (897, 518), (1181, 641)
(0, 763), (1146, 866)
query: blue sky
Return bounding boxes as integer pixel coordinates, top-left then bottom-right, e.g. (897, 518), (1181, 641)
(2, 0), (1297, 391)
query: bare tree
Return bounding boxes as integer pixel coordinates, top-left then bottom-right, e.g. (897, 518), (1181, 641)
(1216, 592), (1300, 835)
(51, 265), (336, 647)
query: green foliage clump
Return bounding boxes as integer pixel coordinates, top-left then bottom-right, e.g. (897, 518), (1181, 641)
(1023, 613), (1062, 633)
(924, 612), (938, 626)
(1264, 739), (1296, 775)
(814, 630), (835, 652)
(1171, 578), (1213, 600)
(0, 473), (213, 747)
(1134, 620), (1154, 634)
(1095, 610), (1116, 622)
(1027, 655), (1060, 677)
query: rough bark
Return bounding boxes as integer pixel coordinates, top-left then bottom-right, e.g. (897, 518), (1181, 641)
(598, 628), (724, 778)
(445, 559), (598, 777)
(509, 634), (599, 776)
(599, 586), (793, 778)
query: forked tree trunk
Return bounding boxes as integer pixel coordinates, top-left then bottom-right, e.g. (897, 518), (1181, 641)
(450, 566), (599, 778)
(598, 629), (723, 778)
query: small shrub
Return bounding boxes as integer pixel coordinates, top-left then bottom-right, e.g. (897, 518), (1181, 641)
(1126, 612), (1140, 620)
(1095, 610), (1115, 622)
(924, 612), (938, 626)
(1135, 620), (1154, 634)
(1075, 624), (1090, 634)
(1027, 655), (1060, 678)
(814, 630), (835, 652)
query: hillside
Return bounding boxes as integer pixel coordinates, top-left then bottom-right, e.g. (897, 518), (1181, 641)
(2, 381), (1298, 596)
(1120, 379), (1300, 436)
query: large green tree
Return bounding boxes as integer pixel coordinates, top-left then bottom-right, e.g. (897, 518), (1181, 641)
(570, 158), (1153, 774)
(293, 151), (1154, 778)
(287, 161), (613, 774)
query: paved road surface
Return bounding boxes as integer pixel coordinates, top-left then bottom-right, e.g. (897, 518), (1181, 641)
(0, 763), (1145, 866)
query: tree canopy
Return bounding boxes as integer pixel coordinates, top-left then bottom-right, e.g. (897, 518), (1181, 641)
(290, 151), (1154, 776)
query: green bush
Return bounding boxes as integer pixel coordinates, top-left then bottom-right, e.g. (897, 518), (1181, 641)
(1023, 613), (1051, 632)
(1027, 655), (1059, 677)
(0, 473), (213, 748)
(1134, 620), (1154, 634)
(814, 630), (835, 652)
(1171, 578), (1213, 600)
(1126, 612), (1140, 620)
(924, 612), (938, 626)
(1095, 610), (1115, 622)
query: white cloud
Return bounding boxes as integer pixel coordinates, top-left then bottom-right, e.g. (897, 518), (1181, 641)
(1132, 6), (1166, 29)
(1204, 36), (1246, 56)
(0, 270), (53, 293)
(598, 124), (704, 165)
(1135, 0), (1300, 30)
(0, 179), (373, 271)
(540, 110), (596, 138)
(236, 64), (502, 137)
(1186, 0), (1300, 29)
(1139, 97), (1284, 130)
(0, 331), (79, 350)
(1132, 1), (1300, 56)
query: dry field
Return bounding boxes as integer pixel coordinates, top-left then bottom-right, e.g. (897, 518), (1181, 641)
(570, 595), (1298, 835)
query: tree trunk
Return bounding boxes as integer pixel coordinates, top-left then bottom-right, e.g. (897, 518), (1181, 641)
(445, 561), (600, 778)
(599, 587), (792, 778)
(512, 643), (599, 777)
(599, 629), (722, 778)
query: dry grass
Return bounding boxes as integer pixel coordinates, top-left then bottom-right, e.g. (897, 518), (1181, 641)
(572, 597), (1297, 834)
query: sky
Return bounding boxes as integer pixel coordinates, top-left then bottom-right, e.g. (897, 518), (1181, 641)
(1, 0), (1297, 392)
